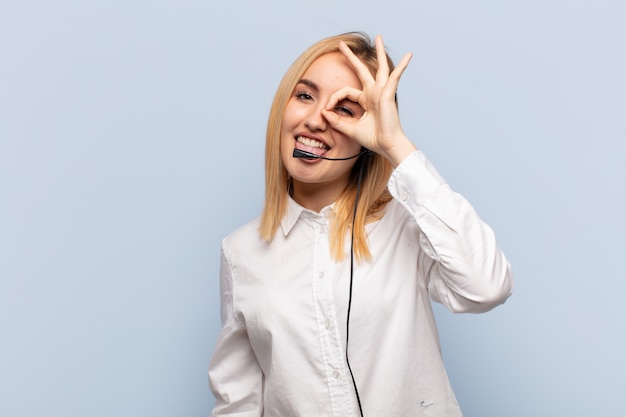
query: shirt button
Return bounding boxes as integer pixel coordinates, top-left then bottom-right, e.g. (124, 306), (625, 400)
(324, 318), (331, 329)
(400, 191), (409, 201)
(332, 371), (340, 379)
(318, 271), (325, 279)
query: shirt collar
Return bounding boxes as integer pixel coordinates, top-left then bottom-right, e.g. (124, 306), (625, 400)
(280, 197), (304, 236)
(280, 196), (334, 236)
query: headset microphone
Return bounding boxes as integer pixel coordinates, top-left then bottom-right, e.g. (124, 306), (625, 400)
(292, 148), (371, 161)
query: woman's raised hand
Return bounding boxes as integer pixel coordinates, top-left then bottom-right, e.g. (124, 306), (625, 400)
(322, 35), (417, 167)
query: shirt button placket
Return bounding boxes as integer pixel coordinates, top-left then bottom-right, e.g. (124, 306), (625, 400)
(313, 215), (351, 414)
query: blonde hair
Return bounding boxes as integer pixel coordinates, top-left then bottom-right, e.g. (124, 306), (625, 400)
(259, 32), (395, 261)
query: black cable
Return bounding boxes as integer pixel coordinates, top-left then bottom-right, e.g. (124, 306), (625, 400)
(345, 160), (365, 417)
(295, 146), (367, 414)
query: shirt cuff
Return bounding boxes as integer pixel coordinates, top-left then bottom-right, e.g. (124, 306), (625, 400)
(387, 150), (448, 208)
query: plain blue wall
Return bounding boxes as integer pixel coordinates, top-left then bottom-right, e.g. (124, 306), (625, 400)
(1, 1), (624, 416)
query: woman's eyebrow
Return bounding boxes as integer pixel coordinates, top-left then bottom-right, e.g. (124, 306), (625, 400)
(297, 79), (319, 92)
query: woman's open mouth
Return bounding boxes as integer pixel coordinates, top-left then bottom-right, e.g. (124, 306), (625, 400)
(295, 136), (329, 158)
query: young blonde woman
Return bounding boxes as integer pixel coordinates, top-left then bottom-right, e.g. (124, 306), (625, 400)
(209, 32), (513, 417)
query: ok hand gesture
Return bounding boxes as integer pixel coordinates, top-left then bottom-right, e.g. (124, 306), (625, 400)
(321, 35), (417, 167)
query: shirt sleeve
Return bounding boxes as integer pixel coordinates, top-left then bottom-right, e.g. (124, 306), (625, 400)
(209, 245), (264, 416)
(387, 150), (514, 313)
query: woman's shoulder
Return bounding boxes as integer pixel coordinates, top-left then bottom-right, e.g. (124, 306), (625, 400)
(222, 216), (262, 250)
(221, 216), (281, 270)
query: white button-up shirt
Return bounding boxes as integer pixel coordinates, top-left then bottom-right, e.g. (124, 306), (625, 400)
(209, 150), (513, 417)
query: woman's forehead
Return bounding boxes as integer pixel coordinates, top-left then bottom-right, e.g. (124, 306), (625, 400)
(301, 52), (362, 90)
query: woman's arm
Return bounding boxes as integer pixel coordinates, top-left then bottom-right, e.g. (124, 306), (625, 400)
(209, 246), (264, 416)
(388, 150), (514, 313)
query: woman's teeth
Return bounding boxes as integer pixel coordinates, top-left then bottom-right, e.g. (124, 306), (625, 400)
(297, 136), (328, 149)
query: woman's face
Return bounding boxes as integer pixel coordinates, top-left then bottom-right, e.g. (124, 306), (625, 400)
(280, 52), (365, 207)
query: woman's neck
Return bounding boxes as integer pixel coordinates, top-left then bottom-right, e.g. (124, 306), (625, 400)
(291, 179), (347, 212)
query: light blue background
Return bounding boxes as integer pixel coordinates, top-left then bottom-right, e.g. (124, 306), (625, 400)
(1, 1), (624, 416)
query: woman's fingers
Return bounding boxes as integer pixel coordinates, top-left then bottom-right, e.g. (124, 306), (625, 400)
(326, 36), (413, 151)
(339, 36), (412, 103)
(325, 86), (364, 111)
(375, 35), (390, 84)
(320, 107), (358, 138)
(323, 86), (364, 139)
(340, 35), (392, 87)
(382, 52), (413, 101)
(338, 41), (375, 87)
(391, 52), (413, 82)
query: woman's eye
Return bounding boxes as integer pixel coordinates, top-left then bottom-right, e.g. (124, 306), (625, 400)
(295, 91), (313, 101)
(334, 106), (355, 117)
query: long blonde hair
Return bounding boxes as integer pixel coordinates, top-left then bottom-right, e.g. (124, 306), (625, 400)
(259, 32), (396, 261)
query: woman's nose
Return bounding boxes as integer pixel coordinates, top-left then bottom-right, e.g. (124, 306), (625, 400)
(304, 105), (328, 131)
